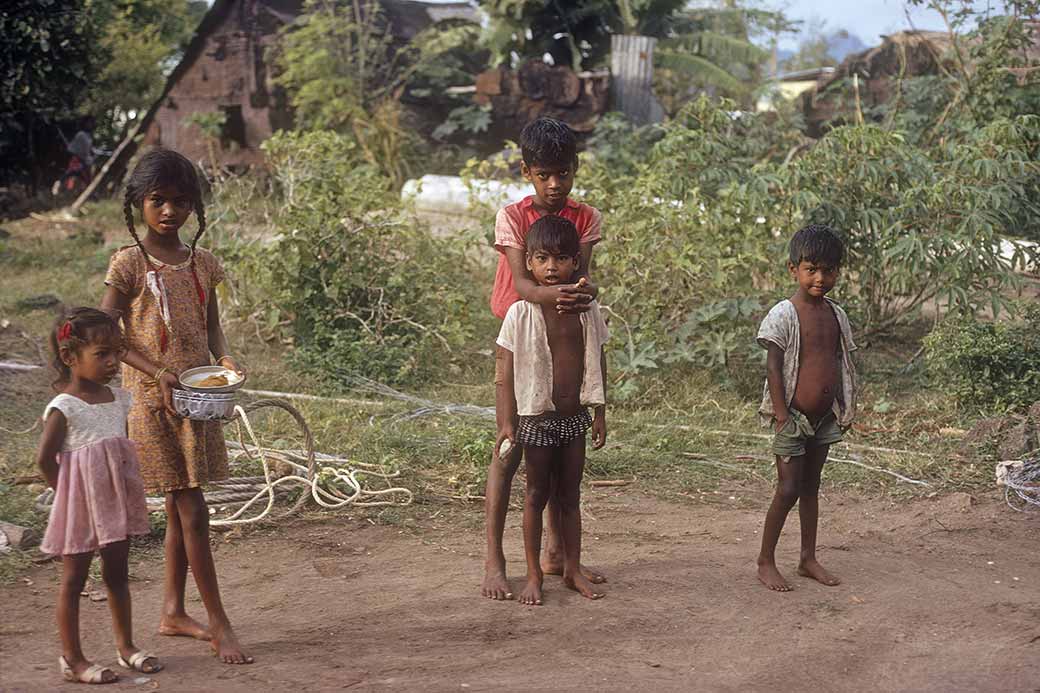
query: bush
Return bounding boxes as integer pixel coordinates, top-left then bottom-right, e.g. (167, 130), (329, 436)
(251, 130), (487, 385)
(565, 99), (1040, 392)
(924, 305), (1040, 413)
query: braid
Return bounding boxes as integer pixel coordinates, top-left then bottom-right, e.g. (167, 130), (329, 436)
(189, 201), (206, 272)
(122, 191), (150, 266)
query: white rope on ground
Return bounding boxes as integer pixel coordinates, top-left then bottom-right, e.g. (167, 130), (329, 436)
(349, 377), (496, 422)
(1001, 454), (1040, 511)
(0, 419), (40, 435)
(827, 457), (930, 486)
(0, 360), (42, 372)
(208, 404), (412, 526)
(239, 388), (385, 408)
(35, 400), (412, 524)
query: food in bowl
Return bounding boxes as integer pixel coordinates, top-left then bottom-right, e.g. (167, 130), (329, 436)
(196, 373), (230, 387)
(179, 366), (244, 393)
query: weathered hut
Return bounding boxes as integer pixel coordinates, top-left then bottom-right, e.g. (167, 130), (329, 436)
(801, 25), (1040, 136)
(118, 0), (477, 172)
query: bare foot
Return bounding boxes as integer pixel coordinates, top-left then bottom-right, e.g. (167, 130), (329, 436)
(542, 556), (607, 584)
(518, 576), (543, 606)
(798, 558), (841, 586)
(159, 613), (211, 641)
(564, 571), (604, 600)
(481, 559), (514, 600)
(210, 624), (253, 664)
(757, 560), (792, 592)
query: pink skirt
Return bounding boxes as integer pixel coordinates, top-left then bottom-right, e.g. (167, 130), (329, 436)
(41, 437), (151, 556)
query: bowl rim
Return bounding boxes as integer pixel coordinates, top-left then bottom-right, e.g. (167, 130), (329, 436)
(179, 365), (246, 393)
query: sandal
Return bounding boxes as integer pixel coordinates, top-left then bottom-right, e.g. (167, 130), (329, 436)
(59, 656), (118, 684)
(116, 650), (163, 674)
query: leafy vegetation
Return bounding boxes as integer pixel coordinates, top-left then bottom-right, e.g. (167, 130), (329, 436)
(479, 0), (784, 106)
(232, 130), (491, 386)
(925, 304), (1040, 413)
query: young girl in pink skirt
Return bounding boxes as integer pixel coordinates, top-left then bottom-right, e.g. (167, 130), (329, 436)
(37, 307), (161, 684)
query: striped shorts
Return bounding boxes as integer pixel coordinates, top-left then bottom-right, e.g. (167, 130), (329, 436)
(516, 409), (593, 448)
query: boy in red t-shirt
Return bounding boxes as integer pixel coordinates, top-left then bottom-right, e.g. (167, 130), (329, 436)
(482, 117), (605, 601)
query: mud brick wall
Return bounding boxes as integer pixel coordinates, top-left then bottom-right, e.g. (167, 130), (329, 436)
(145, 0), (291, 169)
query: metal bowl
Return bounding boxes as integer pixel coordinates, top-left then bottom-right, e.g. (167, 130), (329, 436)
(179, 365), (246, 394)
(172, 389), (238, 421)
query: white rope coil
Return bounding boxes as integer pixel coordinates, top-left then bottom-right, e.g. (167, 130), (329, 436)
(209, 403), (412, 526)
(34, 399), (412, 525)
(1001, 455), (1040, 511)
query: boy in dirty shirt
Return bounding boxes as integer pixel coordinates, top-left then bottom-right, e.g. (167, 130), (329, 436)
(755, 224), (858, 592)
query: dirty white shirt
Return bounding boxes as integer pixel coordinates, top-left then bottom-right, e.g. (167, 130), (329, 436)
(756, 298), (858, 428)
(497, 300), (610, 416)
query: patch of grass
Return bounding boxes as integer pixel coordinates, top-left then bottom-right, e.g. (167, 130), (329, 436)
(0, 202), (1003, 585)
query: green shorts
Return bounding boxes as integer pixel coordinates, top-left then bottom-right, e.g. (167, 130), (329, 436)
(772, 408), (843, 461)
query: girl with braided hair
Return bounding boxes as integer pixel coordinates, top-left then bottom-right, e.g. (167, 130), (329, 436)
(100, 148), (252, 665)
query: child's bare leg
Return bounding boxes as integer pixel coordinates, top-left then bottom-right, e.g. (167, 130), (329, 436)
(542, 473), (606, 584)
(100, 540), (161, 672)
(159, 493), (210, 640)
(172, 488), (253, 664)
(796, 444), (841, 586)
(556, 437), (603, 600)
(59, 552), (117, 681)
(482, 442), (522, 600)
(520, 446), (553, 605)
(757, 455), (804, 592)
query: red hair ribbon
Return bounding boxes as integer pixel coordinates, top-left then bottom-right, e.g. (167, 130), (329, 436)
(57, 322), (72, 341)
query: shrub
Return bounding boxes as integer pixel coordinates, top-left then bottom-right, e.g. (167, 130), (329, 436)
(256, 130), (487, 385)
(924, 305), (1040, 413)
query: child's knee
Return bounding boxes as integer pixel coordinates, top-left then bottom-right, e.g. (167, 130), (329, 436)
(101, 558), (128, 588)
(799, 478), (821, 498)
(175, 491), (210, 532)
(61, 562), (90, 591)
(525, 484), (551, 510)
(554, 486), (581, 513)
(776, 480), (800, 506)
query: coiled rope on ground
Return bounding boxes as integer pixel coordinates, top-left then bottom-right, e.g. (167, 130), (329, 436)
(1001, 454), (1040, 510)
(35, 398), (412, 525)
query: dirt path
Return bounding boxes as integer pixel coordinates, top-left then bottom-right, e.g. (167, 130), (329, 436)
(2, 489), (1038, 692)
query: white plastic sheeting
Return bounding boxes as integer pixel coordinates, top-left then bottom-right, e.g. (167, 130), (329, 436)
(401, 174), (529, 217)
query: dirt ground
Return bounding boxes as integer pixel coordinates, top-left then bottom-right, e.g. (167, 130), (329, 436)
(2, 488), (1039, 692)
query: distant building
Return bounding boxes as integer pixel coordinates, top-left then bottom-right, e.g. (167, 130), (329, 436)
(125, 0), (476, 171)
(756, 67), (836, 113)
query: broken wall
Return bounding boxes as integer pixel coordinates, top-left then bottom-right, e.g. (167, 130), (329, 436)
(145, 0), (297, 168)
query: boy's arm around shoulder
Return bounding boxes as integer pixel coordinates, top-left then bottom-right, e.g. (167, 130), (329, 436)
(36, 409), (67, 489)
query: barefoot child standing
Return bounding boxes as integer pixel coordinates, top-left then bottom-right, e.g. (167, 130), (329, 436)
(483, 117), (606, 600)
(37, 308), (161, 684)
(100, 149), (252, 663)
(496, 217), (609, 605)
(756, 224), (858, 592)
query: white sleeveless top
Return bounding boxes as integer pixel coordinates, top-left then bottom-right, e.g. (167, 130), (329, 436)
(43, 388), (133, 452)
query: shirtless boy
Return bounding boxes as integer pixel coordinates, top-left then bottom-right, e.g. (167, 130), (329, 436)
(496, 216), (609, 604)
(755, 224), (858, 592)
(483, 117), (605, 600)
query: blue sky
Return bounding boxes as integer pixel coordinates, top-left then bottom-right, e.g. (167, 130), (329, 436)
(764, 1), (1006, 48)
